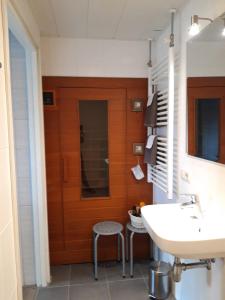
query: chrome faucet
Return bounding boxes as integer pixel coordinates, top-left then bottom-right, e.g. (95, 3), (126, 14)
(180, 194), (197, 207)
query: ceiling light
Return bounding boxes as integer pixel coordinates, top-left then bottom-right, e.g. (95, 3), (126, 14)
(189, 15), (213, 36)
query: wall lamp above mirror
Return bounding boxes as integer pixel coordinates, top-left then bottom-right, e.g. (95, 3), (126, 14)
(189, 15), (213, 36)
(188, 14), (225, 37)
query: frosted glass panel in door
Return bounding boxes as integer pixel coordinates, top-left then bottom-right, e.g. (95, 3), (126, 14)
(79, 100), (109, 198)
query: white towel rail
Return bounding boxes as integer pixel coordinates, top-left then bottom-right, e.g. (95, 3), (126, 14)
(146, 11), (177, 199)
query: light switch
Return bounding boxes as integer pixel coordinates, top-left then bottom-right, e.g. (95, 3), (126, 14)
(180, 170), (190, 183)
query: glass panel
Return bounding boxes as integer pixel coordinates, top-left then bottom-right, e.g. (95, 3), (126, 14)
(79, 100), (109, 198)
(196, 98), (220, 162)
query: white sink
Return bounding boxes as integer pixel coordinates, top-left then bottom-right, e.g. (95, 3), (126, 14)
(141, 203), (225, 259)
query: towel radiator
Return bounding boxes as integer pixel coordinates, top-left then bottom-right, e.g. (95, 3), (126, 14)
(147, 10), (179, 200)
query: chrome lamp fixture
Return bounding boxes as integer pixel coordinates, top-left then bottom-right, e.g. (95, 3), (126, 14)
(189, 15), (213, 36)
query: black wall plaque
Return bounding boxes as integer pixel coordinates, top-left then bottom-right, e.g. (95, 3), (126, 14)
(43, 91), (55, 106)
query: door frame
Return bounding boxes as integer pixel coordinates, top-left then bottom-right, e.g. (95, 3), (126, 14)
(2, 1), (50, 287)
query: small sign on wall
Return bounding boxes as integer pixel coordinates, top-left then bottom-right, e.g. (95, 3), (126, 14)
(133, 143), (144, 155)
(131, 99), (144, 112)
(43, 91), (55, 106)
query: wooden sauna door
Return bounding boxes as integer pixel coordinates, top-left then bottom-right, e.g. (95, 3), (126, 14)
(57, 87), (126, 263)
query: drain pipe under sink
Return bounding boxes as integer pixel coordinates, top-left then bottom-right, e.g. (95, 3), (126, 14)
(172, 257), (215, 282)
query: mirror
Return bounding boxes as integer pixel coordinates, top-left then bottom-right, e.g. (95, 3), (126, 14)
(187, 14), (225, 164)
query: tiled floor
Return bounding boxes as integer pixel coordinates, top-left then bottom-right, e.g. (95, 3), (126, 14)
(23, 261), (174, 300)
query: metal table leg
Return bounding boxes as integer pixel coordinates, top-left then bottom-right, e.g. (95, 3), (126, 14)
(94, 233), (100, 280)
(119, 232), (126, 278)
(130, 231), (135, 278)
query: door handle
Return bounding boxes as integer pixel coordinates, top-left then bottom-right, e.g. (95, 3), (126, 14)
(62, 157), (68, 182)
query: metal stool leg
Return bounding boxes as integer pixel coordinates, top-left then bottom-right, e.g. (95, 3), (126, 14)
(94, 233), (100, 280)
(119, 232), (126, 278)
(118, 234), (121, 262)
(126, 226), (129, 261)
(149, 237), (153, 259)
(92, 231), (95, 275)
(130, 232), (135, 278)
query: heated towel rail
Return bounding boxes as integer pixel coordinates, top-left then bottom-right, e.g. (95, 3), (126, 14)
(147, 10), (178, 199)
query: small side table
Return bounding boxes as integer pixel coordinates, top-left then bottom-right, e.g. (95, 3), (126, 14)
(93, 221), (125, 280)
(126, 222), (151, 277)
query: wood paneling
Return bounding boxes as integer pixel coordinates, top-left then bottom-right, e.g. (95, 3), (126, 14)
(43, 107), (64, 253)
(43, 76), (147, 90)
(187, 77), (225, 88)
(43, 77), (152, 265)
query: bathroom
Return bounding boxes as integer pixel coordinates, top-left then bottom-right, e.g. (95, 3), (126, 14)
(0, 0), (225, 300)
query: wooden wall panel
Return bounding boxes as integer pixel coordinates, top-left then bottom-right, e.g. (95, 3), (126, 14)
(126, 88), (152, 204)
(44, 109), (64, 252)
(125, 87), (152, 258)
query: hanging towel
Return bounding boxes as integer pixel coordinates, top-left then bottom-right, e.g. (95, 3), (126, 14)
(147, 92), (154, 106)
(144, 92), (158, 128)
(131, 164), (145, 180)
(144, 135), (157, 165)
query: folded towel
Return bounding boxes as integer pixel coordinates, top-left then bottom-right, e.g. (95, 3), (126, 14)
(144, 92), (158, 128)
(144, 135), (157, 165)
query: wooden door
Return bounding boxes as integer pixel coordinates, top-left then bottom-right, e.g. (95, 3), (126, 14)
(56, 87), (127, 263)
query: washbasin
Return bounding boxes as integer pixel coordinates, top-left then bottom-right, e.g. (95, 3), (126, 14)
(141, 203), (225, 259)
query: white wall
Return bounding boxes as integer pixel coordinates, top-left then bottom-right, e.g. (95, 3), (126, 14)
(0, 66), (18, 300)
(187, 41), (225, 77)
(0, 2), (19, 299)
(9, 31), (36, 285)
(0, 0), (40, 298)
(154, 0), (225, 299)
(41, 37), (148, 77)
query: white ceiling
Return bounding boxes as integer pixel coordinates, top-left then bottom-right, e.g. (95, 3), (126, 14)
(28, 0), (188, 40)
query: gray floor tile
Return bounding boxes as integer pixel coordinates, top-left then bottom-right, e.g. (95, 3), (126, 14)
(105, 261), (142, 281)
(109, 278), (149, 300)
(70, 263), (106, 284)
(143, 275), (149, 289)
(32, 262), (171, 300)
(69, 283), (110, 300)
(23, 286), (37, 300)
(50, 265), (71, 287)
(36, 286), (69, 300)
(137, 260), (151, 278)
